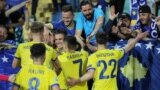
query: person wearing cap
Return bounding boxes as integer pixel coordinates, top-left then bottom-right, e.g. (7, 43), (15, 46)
(105, 11), (133, 41)
(133, 5), (160, 39)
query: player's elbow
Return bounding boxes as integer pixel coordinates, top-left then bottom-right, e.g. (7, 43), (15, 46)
(12, 63), (17, 69)
(87, 70), (95, 80)
(97, 17), (104, 25)
(12, 58), (20, 68)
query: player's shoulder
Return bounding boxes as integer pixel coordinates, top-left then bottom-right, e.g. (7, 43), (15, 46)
(17, 42), (29, 46)
(106, 48), (124, 54)
(90, 49), (121, 57)
(58, 52), (67, 61)
(44, 43), (54, 51)
(45, 67), (56, 76)
(80, 49), (88, 55)
(18, 65), (30, 73)
(16, 42), (32, 49)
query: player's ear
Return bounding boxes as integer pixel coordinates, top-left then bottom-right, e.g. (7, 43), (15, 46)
(30, 55), (33, 60)
(76, 42), (81, 51)
(42, 54), (46, 62)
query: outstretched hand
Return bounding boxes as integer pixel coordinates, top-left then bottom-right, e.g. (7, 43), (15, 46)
(8, 74), (16, 82)
(43, 26), (52, 44)
(110, 12), (119, 20)
(112, 25), (118, 34)
(135, 32), (148, 41)
(86, 34), (94, 43)
(67, 77), (80, 87)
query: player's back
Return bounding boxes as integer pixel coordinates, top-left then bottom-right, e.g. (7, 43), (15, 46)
(87, 49), (124, 90)
(58, 50), (88, 90)
(15, 41), (56, 68)
(14, 64), (59, 90)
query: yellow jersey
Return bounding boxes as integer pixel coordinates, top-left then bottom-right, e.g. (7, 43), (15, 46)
(14, 64), (59, 90)
(57, 71), (67, 90)
(58, 50), (89, 90)
(15, 41), (56, 68)
(87, 49), (124, 90)
(55, 49), (67, 90)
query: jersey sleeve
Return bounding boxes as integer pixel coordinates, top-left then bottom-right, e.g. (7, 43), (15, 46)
(14, 44), (21, 59)
(13, 69), (23, 88)
(87, 55), (96, 71)
(49, 70), (59, 88)
(76, 13), (84, 31)
(117, 49), (125, 60)
(82, 50), (89, 60)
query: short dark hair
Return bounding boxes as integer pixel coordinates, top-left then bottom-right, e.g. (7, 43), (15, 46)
(80, 0), (93, 9)
(54, 29), (67, 36)
(64, 36), (78, 50)
(96, 32), (108, 44)
(30, 22), (44, 33)
(30, 43), (46, 59)
(62, 4), (73, 13)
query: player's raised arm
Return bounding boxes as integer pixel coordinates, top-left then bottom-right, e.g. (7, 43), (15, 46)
(5, 0), (31, 17)
(124, 32), (148, 53)
(12, 58), (21, 68)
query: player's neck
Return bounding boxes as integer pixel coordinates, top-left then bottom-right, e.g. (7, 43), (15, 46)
(32, 35), (42, 42)
(65, 48), (75, 53)
(33, 60), (43, 65)
(97, 44), (106, 50)
(33, 62), (43, 65)
(68, 50), (75, 53)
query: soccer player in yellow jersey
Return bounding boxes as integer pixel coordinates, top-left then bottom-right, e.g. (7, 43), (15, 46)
(58, 36), (88, 90)
(12, 43), (60, 90)
(54, 29), (67, 90)
(67, 32), (147, 90)
(12, 22), (56, 69)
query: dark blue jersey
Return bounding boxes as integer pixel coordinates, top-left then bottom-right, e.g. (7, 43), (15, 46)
(133, 19), (159, 39)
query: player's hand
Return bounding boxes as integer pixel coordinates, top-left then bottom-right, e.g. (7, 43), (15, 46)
(156, 16), (160, 22)
(43, 26), (52, 44)
(135, 32), (148, 41)
(8, 74), (16, 82)
(75, 35), (85, 48)
(67, 77), (80, 87)
(120, 27), (132, 35)
(109, 12), (119, 21)
(117, 20), (122, 27)
(86, 34), (94, 43)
